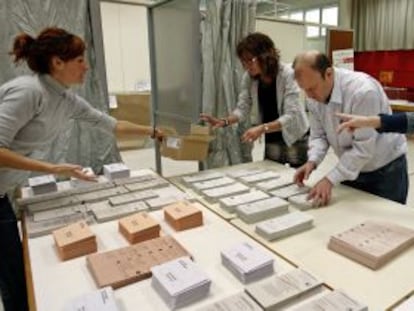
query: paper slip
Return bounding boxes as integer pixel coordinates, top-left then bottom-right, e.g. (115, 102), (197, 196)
(236, 197), (289, 224)
(27, 196), (80, 213)
(270, 185), (310, 199)
(288, 289), (367, 311)
(239, 171), (280, 184)
(91, 201), (148, 223)
(255, 176), (294, 191)
(124, 179), (169, 192)
(246, 268), (323, 310)
(255, 211), (314, 241)
(221, 242), (274, 275)
(113, 174), (157, 185)
(33, 205), (86, 222)
(201, 183), (249, 200)
(109, 190), (157, 206)
(192, 177), (235, 190)
(226, 168), (265, 178)
(76, 186), (128, 203)
(219, 191), (269, 213)
(196, 292), (262, 311)
(151, 257), (211, 309)
(103, 163), (130, 180)
(151, 257), (211, 297)
(182, 172), (224, 183)
(64, 287), (119, 311)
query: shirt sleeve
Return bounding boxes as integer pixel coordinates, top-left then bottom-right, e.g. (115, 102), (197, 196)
(307, 103), (329, 166)
(232, 73), (253, 121)
(326, 90), (382, 185)
(70, 93), (117, 134)
(0, 84), (41, 148)
(378, 113), (407, 133)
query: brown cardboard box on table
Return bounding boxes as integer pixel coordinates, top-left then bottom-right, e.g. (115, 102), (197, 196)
(118, 211), (160, 244)
(53, 220), (97, 261)
(164, 200), (203, 231)
(160, 124), (214, 161)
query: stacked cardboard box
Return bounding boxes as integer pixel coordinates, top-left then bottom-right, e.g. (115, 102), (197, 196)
(328, 221), (414, 269)
(164, 201), (203, 231)
(118, 212), (160, 244)
(53, 221), (97, 261)
(86, 235), (190, 288)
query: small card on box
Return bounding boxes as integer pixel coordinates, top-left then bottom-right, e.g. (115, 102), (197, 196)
(103, 162), (130, 180)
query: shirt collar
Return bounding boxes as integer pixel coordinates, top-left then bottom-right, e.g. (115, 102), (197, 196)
(39, 74), (69, 96)
(328, 68), (342, 105)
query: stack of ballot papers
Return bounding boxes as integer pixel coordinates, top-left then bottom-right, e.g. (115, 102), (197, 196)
(196, 292), (262, 311)
(87, 235), (190, 288)
(182, 172), (224, 184)
(28, 174), (58, 195)
(118, 212), (160, 244)
(238, 171), (280, 184)
(103, 162), (130, 180)
(63, 287), (119, 311)
(221, 241), (274, 283)
(246, 268), (323, 310)
(219, 190), (270, 213)
(288, 289), (367, 311)
(53, 220), (97, 260)
(88, 201), (149, 223)
(255, 175), (294, 191)
(236, 197), (289, 224)
(164, 201), (203, 231)
(270, 184), (310, 200)
(191, 176), (235, 192)
(226, 168), (265, 178)
(328, 221), (414, 269)
(201, 183), (249, 201)
(151, 257), (211, 309)
(288, 193), (319, 210)
(255, 211), (314, 241)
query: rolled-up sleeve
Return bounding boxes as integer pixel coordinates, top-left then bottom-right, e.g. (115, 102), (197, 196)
(70, 94), (117, 134)
(0, 85), (41, 148)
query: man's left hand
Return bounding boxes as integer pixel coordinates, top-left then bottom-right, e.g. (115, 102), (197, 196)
(241, 125), (264, 143)
(307, 177), (333, 206)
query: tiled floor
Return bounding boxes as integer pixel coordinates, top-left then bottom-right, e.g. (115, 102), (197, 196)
(121, 138), (414, 207)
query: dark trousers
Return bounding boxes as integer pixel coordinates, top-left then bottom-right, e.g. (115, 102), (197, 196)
(0, 196), (29, 311)
(342, 155), (408, 204)
(264, 136), (308, 168)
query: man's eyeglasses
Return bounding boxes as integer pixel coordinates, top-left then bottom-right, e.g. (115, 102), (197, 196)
(240, 57), (257, 67)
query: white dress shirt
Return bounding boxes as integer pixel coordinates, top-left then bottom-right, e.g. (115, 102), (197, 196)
(307, 68), (406, 185)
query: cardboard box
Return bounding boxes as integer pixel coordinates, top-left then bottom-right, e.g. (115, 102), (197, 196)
(164, 201), (203, 231)
(110, 92), (151, 150)
(160, 125), (214, 161)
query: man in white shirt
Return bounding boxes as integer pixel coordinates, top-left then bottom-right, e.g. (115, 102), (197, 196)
(292, 51), (407, 205)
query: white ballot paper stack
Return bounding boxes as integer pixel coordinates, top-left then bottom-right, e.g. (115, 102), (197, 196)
(64, 286), (119, 311)
(270, 184), (310, 200)
(288, 289), (368, 311)
(221, 242), (274, 283)
(196, 292), (262, 311)
(236, 197), (289, 224)
(28, 174), (58, 195)
(246, 268), (323, 310)
(151, 256), (211, 309)
(255, 211), (314, 241)
(103, 162), (130, 180)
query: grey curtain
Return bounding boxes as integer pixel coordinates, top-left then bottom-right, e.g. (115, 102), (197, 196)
(352, 0), (414, 51)
(201, 0), (257, 168)
(0, 0), (120, 174)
